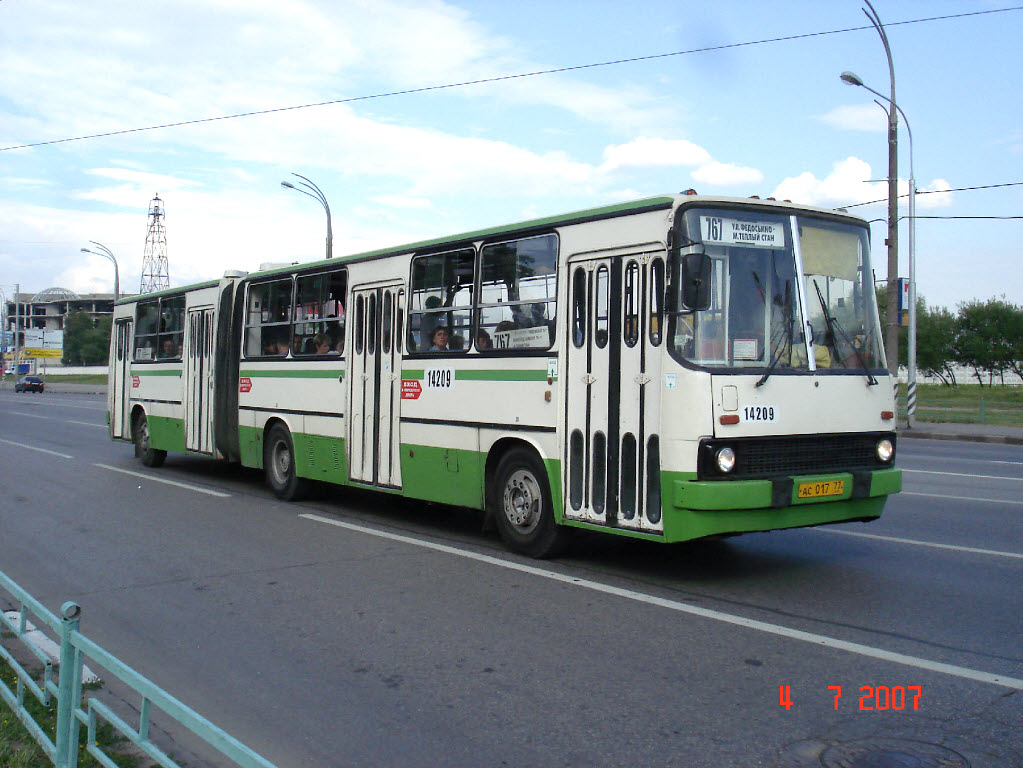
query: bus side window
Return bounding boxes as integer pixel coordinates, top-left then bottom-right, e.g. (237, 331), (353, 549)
(595, 265), (609, 349)
(134, 299), (160, 360)
(408, 249), (474, 353)
(479, 234), (558, 351)
(624, 261), (640, 348)
(245, 278), (293, 357)
(355, 294), (365, 355)
(650, 257), (664, 346)
(572, 267), (586, 348)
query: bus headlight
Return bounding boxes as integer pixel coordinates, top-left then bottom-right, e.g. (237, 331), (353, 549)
(715, 446), (736, 473)
(876, 438), (894, 463)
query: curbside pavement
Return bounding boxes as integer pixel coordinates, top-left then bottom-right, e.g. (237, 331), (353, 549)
(898, 420), (1023, 446)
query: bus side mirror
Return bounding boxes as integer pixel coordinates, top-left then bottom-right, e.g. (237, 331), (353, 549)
(681, 252), (712, 311)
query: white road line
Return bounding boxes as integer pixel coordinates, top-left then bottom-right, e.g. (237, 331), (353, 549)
(300, 512), (1023, 691)
(814, 528), (1023, 559)
(903, 469), (1023, 482)
(902, 491), (1023, 507)
(95, 464), (231, 498)
(0, 438), (73, 459)
(9, 411), (105, 428)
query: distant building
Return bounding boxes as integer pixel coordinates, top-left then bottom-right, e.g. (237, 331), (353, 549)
(2, 287), (133, 370)
(3, 287), (125, 332)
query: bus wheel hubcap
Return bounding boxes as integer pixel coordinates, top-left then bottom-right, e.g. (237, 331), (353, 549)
(273, 442), (291, 478)
(503, 470), (540, 532)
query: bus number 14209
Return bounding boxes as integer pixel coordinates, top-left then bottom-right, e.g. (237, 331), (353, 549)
(743, 405), (776, 421)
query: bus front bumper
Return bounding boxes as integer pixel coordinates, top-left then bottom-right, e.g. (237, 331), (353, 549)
(672, 468), (902, 511)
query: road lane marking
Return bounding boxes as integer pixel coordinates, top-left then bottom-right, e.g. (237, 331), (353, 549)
(300, 512), (1023, 691)
(0, 395), (105, 411)
(903, 469), (1023, 482)
(95, 464), (231, 498)
(814, 528), (1023, 559)
(8, 411), (50, 419)
(902, 491), (1023, 507)
(0, 438), (73, 459)
(68, 420), (107, 429)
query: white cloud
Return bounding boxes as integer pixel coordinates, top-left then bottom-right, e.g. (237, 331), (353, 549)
(915, 179), (953, 210)
(771, 156), (884, 208)
(815, 104), (887, 132)
(600, 137), (711, 172)
(691, 161), (763, 187)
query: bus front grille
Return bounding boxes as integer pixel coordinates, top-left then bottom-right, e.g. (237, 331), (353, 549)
(697, 433), (895, 480)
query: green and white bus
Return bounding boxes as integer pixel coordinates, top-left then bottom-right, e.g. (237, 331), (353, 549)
(109, 193), (901, 557)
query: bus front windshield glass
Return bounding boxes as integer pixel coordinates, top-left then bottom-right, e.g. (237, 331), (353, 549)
(670, 208), (884, 374)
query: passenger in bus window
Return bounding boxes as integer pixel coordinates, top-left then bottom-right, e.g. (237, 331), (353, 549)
(429, 326), (450, 351)
(476, 328), (491, 350)
(160, 337), (178, 359)
(418, 296), (443, 348)
(262, 330), (288, 356)
(314, 334), (333, 355)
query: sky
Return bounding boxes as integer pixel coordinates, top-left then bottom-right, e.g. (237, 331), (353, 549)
(1, 0), (1021, 312)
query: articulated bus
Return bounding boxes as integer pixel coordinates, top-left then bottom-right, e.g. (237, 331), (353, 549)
(108, 193), (901, 557)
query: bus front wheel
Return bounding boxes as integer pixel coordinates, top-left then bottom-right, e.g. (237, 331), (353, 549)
(133, 411), (166, 468)
(264, 424), (308, 501)
(491, 448), (568, 558)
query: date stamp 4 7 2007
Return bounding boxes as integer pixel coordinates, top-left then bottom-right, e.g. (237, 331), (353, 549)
(779, 685), (922, 711)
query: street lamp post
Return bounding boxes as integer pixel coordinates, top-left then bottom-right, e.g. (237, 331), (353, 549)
(281, 173), (333, 260)
(81, 241), (120, 301)
(842, 1), (900, 405)
(0, 286), (6, 381)
(840, 68), (917, 427)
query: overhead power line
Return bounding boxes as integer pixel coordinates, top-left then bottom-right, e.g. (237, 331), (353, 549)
(2, 6), (1021, 153)
(843, 181), (1023, 209)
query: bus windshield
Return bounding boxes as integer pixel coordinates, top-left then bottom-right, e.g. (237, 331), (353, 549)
(669, 208), (885, 374)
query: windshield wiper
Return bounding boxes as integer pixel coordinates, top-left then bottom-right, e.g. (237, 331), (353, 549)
(812, 281), (877, 385)
(756, 285), (795, 388)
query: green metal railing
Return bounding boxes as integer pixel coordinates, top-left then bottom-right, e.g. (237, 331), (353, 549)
(1, 568), (278, 768)
(897, 396), (1023, 426)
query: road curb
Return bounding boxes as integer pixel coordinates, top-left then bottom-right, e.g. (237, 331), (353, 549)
(898, 430), (1023, 446)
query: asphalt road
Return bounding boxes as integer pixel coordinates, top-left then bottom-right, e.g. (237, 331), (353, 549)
(1, 390), (1020, 768)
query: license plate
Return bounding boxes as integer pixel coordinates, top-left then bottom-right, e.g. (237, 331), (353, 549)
(797, 479), (845, 499)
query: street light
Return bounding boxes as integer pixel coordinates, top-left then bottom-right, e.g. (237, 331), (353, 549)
(840, 67), (917, 428)
(281, 173), (333, 260)
(841, 1), (900, 407)
(80, 241), (120, 301)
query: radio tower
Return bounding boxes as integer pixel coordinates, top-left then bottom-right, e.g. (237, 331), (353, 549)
(139, 194), (170, 293)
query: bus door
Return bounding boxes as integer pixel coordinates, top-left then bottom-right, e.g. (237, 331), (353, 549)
(111, 318), (132, 440)
(348, 283), (403, 488)
(564, 251), (665, 533)
(184, 306), (215, 453)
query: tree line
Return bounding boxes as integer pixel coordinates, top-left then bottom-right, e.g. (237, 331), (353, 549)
(61, 310), (112, 366)
(877, 291), (1023, 386)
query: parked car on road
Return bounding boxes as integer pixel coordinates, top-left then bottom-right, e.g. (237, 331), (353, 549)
(14, 375), (44, 393)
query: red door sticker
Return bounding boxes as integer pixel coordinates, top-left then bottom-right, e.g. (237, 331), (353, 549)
(401, 379), (422, 400)
(131, 376), (140, 388)
(239, 377), (252, 393)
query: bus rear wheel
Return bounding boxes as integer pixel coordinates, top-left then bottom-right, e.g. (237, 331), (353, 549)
(132, 411), (166, 468)
(264, 424), (308, 501)
(491, 447), (568, 558)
